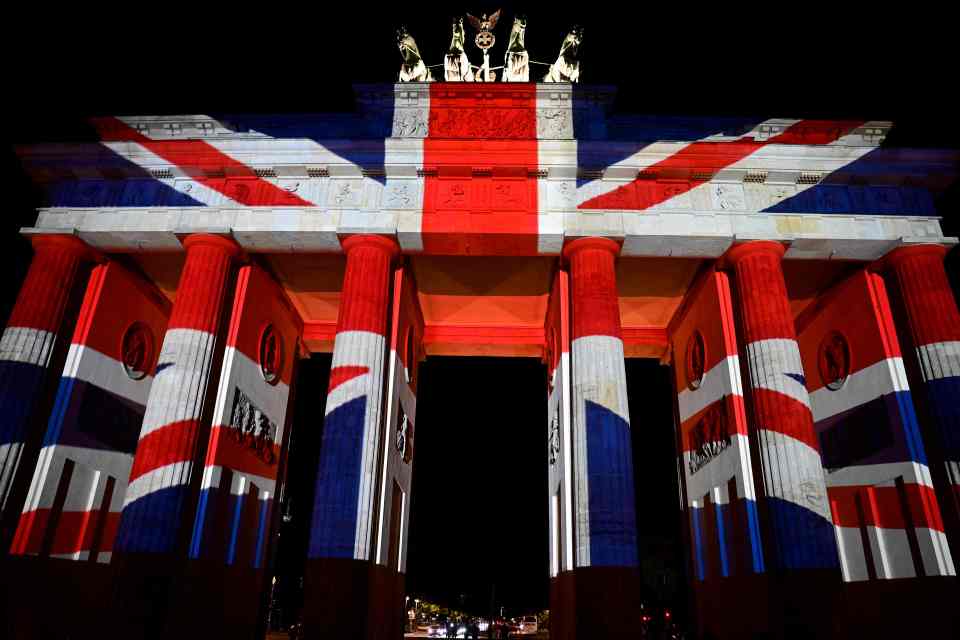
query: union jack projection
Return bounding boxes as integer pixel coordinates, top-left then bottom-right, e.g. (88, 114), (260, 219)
(22, 84), (941, 262)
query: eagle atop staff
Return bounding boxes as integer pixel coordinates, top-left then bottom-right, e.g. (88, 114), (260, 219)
(466, 9), (501, 34)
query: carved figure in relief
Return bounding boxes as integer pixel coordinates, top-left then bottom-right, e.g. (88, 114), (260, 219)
(385, 183), (413, 208)
(229, 388), (277, 465)
(397, 26), (433, 82)
(334, 182), (354, 205)
(393, 110), (428, 137)
(445, 17), (475, 81)
(503, 15), (529, 82)
(543, 26), (583, 83)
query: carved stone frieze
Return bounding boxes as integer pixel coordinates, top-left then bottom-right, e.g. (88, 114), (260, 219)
(383, 180), (421, 209)
(328, 179), (363, 208)
(229, 387), (277, 465)
(429, 107), (536, 139)
(710, 183), (746, 211)
(537, 109), (574, 139)
(392, 108), (429, 138)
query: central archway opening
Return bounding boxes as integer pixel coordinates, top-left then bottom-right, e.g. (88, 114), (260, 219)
(406, 356), (549, 626)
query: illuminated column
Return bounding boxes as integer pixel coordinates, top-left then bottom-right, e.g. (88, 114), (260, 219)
(11, 262), (169, 564)
(884, 244), (960, 549)
(114, 234), (241, 555)
(563, 237), (641, 638)
(0, 234), (92, 524)
(724, 241), (839, 571)
(305, 234), (399, 639)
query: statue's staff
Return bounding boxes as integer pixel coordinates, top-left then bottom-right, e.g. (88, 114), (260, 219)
(467, 10), (501, 82)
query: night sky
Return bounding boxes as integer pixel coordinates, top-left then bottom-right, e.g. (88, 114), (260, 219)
(3, 1), (958, 622)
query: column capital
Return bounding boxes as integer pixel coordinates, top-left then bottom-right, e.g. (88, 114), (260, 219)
(561, 236), (621, 262)
(340, 234), (401, 259)
(181, 233), (244, 258)
(720, 240), (786, 268)
(28, 232), (97, 261)
(881, 243), (948, 270)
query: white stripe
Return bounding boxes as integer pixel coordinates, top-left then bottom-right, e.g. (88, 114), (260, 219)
(0, 442), (25, 510)
(916, 528), (956, 577)
(810, 356), (909, 422)
(677, 355), (743, 423)
(835, 525), (868, 581)
(824, 461), (932, 488)
(324, 331), (384, 415)
(385, 134), (425, 252)
(0, 326), (55, 367)
(63, 343), (154, 406)
(122, 460), (192, 508)
(916, 340), (960, 382)
(200, 463), (277, 496)
(323, 329), (388, 561)
(745, 338), (811, 410)
(102, 141), (240, 207)
(560, 351), (574, 572)
(211, 345), (291, 445)
(756, 427), (831, 521)
(22, 444), (134, 512)
(683, 433), (756, 505)
(139, 328), (217, 438)
(571, 334), (630, 567)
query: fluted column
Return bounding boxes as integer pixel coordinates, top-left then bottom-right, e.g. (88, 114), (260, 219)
(562, 237), (640, 639)
(0, 234), (92, 517)
(305, 234), (399, 639)
(725, 241), (838, 571)
(885, 244), (960, 537)
(114, 234), (241, 555)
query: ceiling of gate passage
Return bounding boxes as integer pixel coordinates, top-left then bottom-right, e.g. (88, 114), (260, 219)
(127, 252), (857, 359)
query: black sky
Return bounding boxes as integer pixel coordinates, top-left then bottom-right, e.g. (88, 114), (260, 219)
(3, 1), (958, 618)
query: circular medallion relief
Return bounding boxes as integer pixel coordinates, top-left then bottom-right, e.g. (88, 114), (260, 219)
(818, 331), (850, 391)
(685, 330), (706, 391)
(121, 322), (154, 381)
(259, 324), (283, 385)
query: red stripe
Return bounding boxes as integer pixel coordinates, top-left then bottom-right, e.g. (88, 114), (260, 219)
(829, 483), (945, 531)
(887, 245), (960, 346)
(91, 117), (311, 206)
(328, 365), (369, 392)
(129, 420), (199, 481)
(421, 84), (539, 255)
(680, 394), (749, 453)
(579, 119), (864, 211)
(205, 426), (280, 481)
(565, 238), (622, 340)
(167, 235), (239, 332)
(11, 509), (120, 556)
(7, 236), (90, 334)
(799, 271), (901, 393)
(753, 388), (819, 451)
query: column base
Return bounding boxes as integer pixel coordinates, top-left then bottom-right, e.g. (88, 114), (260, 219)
(303, 557), (405, 640)
(109, 554), (273, 639)
(550, 566), (642, 640)
(1, 554), (115, 639)
(549, 571), (576, 640)
(692, 574), (772, 639)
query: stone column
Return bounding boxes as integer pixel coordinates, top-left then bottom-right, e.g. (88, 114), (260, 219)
(115, 234), (241, 554)
(112, 234), (241, 637)
(305, 234), (399, 639)
(0, 234), (92, 529)
(884, 244), (960, 555)
(562, 237), (641, 639)
(725, 241), (838, 571)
